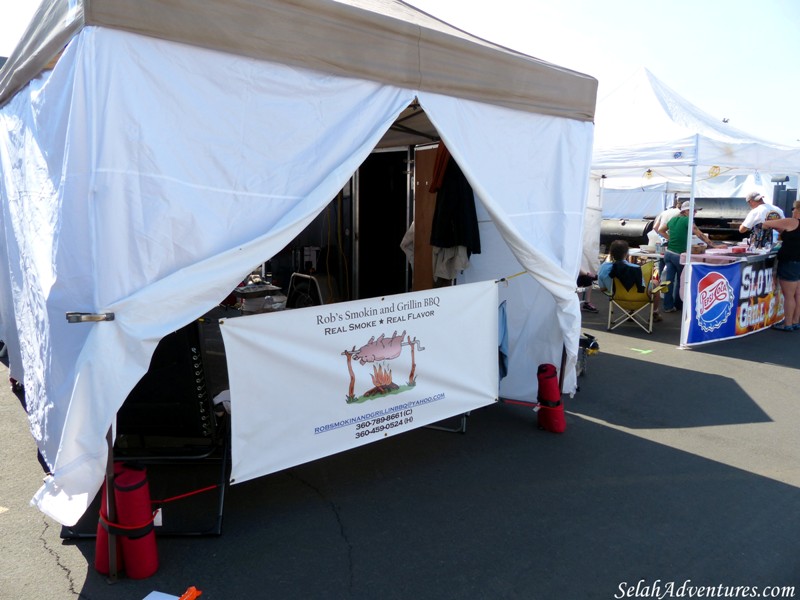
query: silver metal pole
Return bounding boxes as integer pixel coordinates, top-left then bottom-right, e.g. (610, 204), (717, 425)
(679, 160), (698, 348)
(352, 169), (360, 300)
(105, 427), (119, 582)
(405, 145), (413, 293)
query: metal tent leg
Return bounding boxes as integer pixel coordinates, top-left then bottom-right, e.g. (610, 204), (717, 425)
(425, 412), (469, 434)
(105, 428), (119, 583)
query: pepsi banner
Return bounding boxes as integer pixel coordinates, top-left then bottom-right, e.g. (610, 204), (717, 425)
(686, 256), (783, 345)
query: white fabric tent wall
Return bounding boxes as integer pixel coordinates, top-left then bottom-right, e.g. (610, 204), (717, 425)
(595, 172), (795, 220)
(426, 96), (593, 399)
(581, 178), (602, 273)
(601, 187), (666, 219)
(0, 26), (594, 525)
(4, 28), (419, 524)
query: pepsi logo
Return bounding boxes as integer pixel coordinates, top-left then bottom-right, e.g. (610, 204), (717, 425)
(695, 271), (733, 332)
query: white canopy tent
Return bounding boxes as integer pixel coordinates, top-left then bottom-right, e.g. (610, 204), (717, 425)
(589, 68), (800, 346)
(0, 0), (597, 526)
(592, 68), (800, 218)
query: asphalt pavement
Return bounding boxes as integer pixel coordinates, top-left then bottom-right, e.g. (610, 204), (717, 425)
(2, 300), (799, 599)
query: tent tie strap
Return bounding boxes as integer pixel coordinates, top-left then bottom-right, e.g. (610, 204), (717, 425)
(151, 484), (219, 506)
(499, 397), (561, 409)
(99, 512), (155, 538)
(537, 398), (562, 408)
(495, 271), (527, 285)
(97, 484), (219, 536)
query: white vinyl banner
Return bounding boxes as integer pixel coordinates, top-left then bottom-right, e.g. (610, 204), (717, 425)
(220, 280), (499, 484)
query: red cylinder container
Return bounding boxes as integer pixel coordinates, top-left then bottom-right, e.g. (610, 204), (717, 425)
(113, 464), (159, 579)
(537, 363), (565, 433)
(95, 462), (125, 576)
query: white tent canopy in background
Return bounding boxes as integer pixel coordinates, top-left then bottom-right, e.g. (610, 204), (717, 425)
(588, 67), (800, 347)
(0, 0), (596, 526)
(600, 185), (666, 219)
(591, 68), (800, 219)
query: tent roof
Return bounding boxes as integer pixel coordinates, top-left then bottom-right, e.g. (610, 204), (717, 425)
(592, 68), (800, 174)
(594, 68), (760, 149)
(0, 0), (597, 122)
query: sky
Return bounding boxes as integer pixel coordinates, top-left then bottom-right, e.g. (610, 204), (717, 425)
(1, 0), (799, 145)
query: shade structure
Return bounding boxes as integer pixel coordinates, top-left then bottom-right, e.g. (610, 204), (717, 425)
(0, 0), (597, 525)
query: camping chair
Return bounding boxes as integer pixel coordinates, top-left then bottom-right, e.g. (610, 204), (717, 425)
(114, 320), (229, 535)
(605, 261), (668, 334)
(61, 321), (230, 539)
(286, 272), (339, 308)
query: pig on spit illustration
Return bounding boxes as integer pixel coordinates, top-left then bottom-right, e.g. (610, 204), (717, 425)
(352, 331), (406, 365)
(341, 331), (425, 402)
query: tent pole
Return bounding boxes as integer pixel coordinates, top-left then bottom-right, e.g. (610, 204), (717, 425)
(105, 427), (119, 582)
(353, 169), (361, 300)
(679, 163), (698, 348)
(404, 144), (413, 293)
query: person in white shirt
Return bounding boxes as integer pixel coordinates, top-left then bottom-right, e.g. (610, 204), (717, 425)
(653, 198), (681, 233)
(739, 192), (785, 245)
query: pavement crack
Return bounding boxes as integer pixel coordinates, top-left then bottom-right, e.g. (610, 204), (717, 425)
(290, 471), (355, 591)
(39, 517), (85, 598)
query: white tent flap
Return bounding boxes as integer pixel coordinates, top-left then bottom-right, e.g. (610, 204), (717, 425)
(6, 28), (415, 525)
(420, 92), (594, 395)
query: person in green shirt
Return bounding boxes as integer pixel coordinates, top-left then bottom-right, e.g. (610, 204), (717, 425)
(656, 201), (716, 312)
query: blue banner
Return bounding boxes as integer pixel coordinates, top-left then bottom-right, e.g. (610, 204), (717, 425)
(686, 256), (783, 345)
